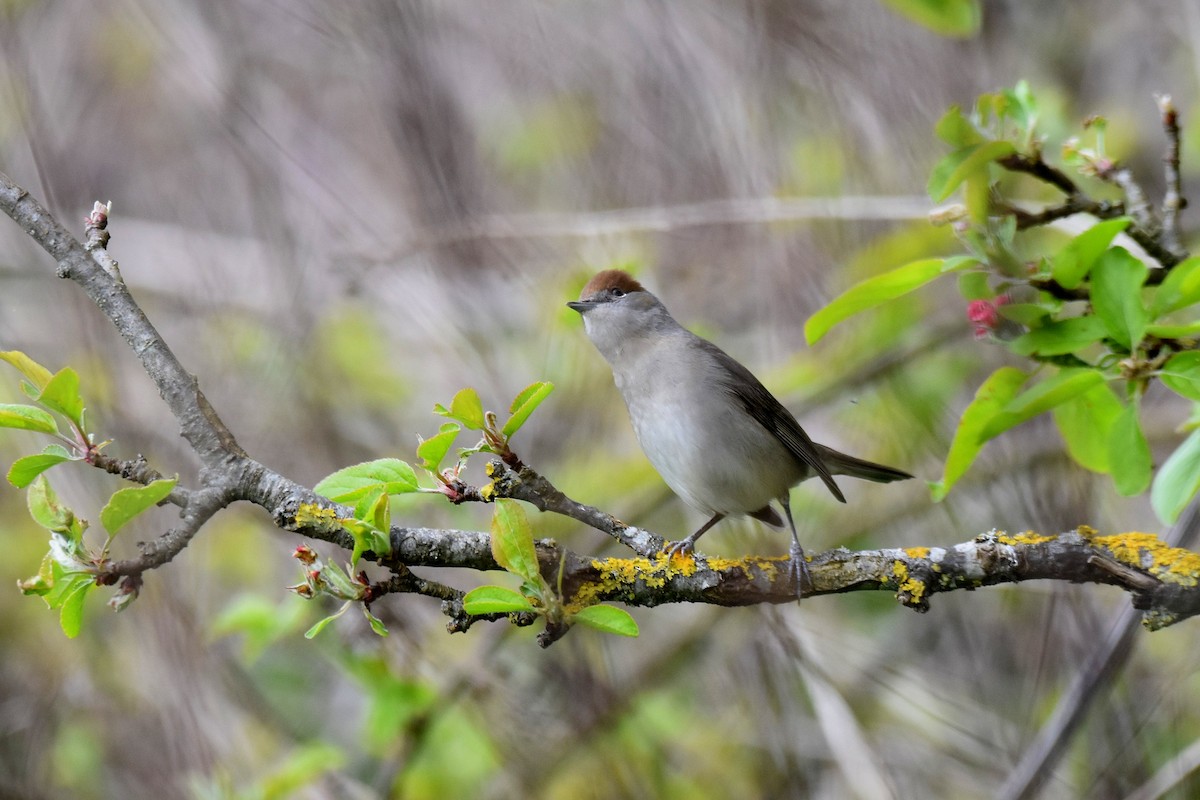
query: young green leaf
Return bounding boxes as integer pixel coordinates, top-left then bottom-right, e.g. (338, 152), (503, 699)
(1150, 256), (1200, 317)
(314, 458), (419, 504)
(38, 367), (86, 429)
(1051, 383), (1123, 473)
(1146, 322), (1200, 339)
(1049, 217), (1131, 290)
(956, 271), (991, 301)
(927, 141), (1016, 202)
(8, 445), (74, 489)
(27, 475), (80, 536)
(1008, 316), (1109, 357)
(805, 257), (976, 345)
(1108, 401), (1152, 496)
(0, 350), (54, 391)
(571, 604), (640, 637)
(503, 381), (555, 438)
(995, 303), (1051, 327)
(490, 499), (541, 584)
(1152, 428), (1200, 524)
(353, 484), (388, 528)
(434, 387), (486, 430)
(416, 424), (460, 472)
(1090, 248), (1148, 351)
(100, 478), (178, 535)
(931, 366), (1027, 501)
(462, 585), (536, 615)
(882, 0), (980, 37)
(304, 602), (351, 639)
(1160, 352), (1200, 401)
(934, 106), (983, 148)
(0, 403), (59, 434)
(980, 369), (1105, 441)
(362, 605), (389, 637)
(57, 577), (93, 639)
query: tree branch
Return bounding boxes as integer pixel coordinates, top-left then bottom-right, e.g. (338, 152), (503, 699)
(3, 170), (1200, 646)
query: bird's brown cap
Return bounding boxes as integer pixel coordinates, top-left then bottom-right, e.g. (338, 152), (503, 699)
(579, 269), (646, 300)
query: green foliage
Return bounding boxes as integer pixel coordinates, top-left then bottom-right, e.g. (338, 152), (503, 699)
(314, 458), (419, 503)
(286, 545), (386, 639)
(805, 257), (978, 345)
(811, 82), (1200, 520)
(881, 0), (981, 37)
(463, 500), (639, 638)
(8, 444), (73, 488)
(100, 478), (177, 535)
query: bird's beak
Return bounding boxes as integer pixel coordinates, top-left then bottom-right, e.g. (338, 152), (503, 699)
(566, 300), (595, 313)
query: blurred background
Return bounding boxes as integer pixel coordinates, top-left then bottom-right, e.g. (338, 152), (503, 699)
(1, 1), (1200, 797)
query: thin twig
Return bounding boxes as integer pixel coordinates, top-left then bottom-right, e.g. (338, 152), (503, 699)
(1158, 94), (1187, 258)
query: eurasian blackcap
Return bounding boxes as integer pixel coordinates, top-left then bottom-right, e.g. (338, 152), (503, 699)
(568, 269), (912, 590)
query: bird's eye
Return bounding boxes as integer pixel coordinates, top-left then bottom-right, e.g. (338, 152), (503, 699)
(610, 288), (625, 298)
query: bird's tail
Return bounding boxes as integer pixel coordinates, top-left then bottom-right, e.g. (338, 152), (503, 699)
(817, 445), (913, 484)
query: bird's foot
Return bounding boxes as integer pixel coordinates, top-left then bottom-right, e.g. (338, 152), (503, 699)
(662, 538), (696, 561)
(789, 540), (811, 601)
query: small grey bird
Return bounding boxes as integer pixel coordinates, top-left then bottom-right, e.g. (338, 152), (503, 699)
(567, 269), (912, 590)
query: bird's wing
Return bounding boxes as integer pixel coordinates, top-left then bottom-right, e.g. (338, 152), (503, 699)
(698, 338), (846, 503)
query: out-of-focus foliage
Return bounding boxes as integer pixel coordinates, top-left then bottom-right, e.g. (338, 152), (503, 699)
(1, 1), (1199, 798)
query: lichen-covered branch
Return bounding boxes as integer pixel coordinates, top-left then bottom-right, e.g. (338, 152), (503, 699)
(3, 170), (1200, 645)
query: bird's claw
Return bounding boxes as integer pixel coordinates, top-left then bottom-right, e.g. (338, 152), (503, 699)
(789, 540), (811, 600)
(662, 539), (695, 560)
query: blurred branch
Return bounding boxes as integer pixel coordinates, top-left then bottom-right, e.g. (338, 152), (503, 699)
(998, 500), (1200, 800)
(399, 195), (933, 251)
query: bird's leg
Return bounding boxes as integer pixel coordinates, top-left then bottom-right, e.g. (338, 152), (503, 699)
(781, 497), (810, 600)
(663, 513), (725, 559)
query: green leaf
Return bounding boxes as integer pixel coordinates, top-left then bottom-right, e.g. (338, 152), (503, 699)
(931, 366), (1027, 501)
(571, 604), (640, 637)
(462, 585), (536, 615)
(0, 403), (58, 434)
(99, 478), (177, 535)
(314, 458), (419, 504)
(956, 271), (991, 300)
(490, 499), (541, 584)
(927, 141), (1016, 202)
(1161, 352), (1200, 401)
(1152, 428), (1200, 524)
(1150, 256), (1200, 317)
(57, 577), (93, 639)
(503, 381), (555, 438)
(1146, 322), (1200, 339)
(996, 303), (1052, 327)
(1051, 383), (1123, 473)
(362, 606), (389, 637)
(881, 0), (980, 37)
(1008, 316), (1108, 357)
(1090, 248), (1148, 351)
(805, 257), (976, 344)
(353, 485), (389, 529)
(259, 743), (346, 800)
(1049, 217), (1131, 290)
(304, 603), (351, 639)
(935, 106), (983, 148)
(981, 368), (1105, 441)
(27, 475), (79, 536)
(38, 367), (85, 428)
(7, 445), (73, 488)
(0, 350), (54, 391)
(434, 387), (486, 430)
(1108, 401), (1152, 496)
(416, 424), (460, 472)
